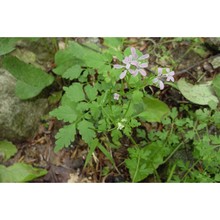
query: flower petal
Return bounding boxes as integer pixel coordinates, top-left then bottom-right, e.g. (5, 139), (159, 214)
(159, 80), (164, 90)
(126, 63), (131, 69)
(131, 61), (139, 67)
(129, 69), (138, 76)
(158, 68), (163, 75)
(139, 69), (147, 76)
(122, 56), (129, 64)
(131, 47), (138, 59)
(169, 71), (175, 76)
(114, 64), (124, 69)
(139, 54), (149, 60)
(139, 63), (148, 68)
(167, 76), (174, 82)
(166, 68), (170, 72)
(120, 70), (127, 79)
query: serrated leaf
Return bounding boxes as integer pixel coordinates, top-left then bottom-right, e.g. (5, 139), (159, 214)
(50, 105), (78, 123)
(54, 124), (76, 152)
(177, 78), (218, 105)
(0, 38), (20, 56)
(84, 84), (98, 101)
(212, 74), (220, 98)
(136, 96), (170, 122)
(90, 102), (101, 120)
(77, 120), (96, 144)
(2, 56), (54, 99)
(0, 141), (17, 161)
(125, 142), (169, 182)
(0, 163), (47, 182)
(64, 83), (85, 102)
(62, 65), (82, 80)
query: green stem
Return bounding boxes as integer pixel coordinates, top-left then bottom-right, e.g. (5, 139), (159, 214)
(132, 152), (141, 182)
(181, 159), (200, 182)
(167, 164), (176, 183)
(123, 99), (132, 118)
(129, 136), (139, 148)
(163, 141), (184, 164)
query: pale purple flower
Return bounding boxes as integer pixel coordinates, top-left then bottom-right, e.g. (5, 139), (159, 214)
(153, 78), (164, 90)
(113, 47), (149, 79)
(113, 93), (120, 100)
(122, 55), (132, 69)
(131, 47), (149, 61)
(130, 61), (148, 77)
(113, 55), (133, 79)
(165, 68), (175, 82)
(129, 47), (149, 77)
(153, 68), (175, 90)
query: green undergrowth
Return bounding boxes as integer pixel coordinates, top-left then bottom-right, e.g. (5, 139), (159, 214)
(1, 37), (220, 182)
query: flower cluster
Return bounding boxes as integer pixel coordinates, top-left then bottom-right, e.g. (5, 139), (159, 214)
(153, 68), (175, 90)
(114, 47), (149, 79)
(113, 47), (175, 99)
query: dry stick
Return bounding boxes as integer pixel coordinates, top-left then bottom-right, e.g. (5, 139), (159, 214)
(175, 53), (220, 75)
(145, 54), (220, 76)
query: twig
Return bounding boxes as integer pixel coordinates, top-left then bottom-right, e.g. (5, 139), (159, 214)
(175, 53), (220, 75)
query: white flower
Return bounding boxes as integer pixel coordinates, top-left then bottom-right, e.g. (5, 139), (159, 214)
(113, 93), (120, 100)
(117, 122), (124, 130)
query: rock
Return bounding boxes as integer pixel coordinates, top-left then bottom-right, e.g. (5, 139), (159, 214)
(204, 37), (220, 52)
(210, 56), (220, 69)
(0, 69), (48, 142)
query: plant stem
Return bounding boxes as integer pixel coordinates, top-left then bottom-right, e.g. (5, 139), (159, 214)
(167, 164), (176, 182)
(181, 159), (200, 182)
(163, 141), (184, 164)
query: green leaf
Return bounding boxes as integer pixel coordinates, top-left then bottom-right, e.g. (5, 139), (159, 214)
(0, 38), (20, 56)
(125, 142), (169, 182)
(55, 41), (108, 72)
(136, 96), (170, 122)
(50, 105), (78, 123)
(64, 83), (85, 102)
(0, 141), (17, 161)
(77, 120), (96, 144)
(177, 78), (219, 105)
(103, 37), (124, 50)
(90, 102), (101, 120)
(98, 143), (114, 165)
(54, 124), (76, 152)
(68, 41), (108, 69)
(62, 65), (82, 80)
(131, 90), (143, 104)
(15, 80), (43, 100)
(212, 74), (220, 98)
(0, 163), (47, 182)
(84, 139), (99, 167)
(53, 46), (84, 76)
(84, 84), (98, 101)
(2, 56), (54, 99)
(48, 91), (63, 105)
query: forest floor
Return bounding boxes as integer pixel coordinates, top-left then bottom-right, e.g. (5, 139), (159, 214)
(3, 37), (220, 182)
